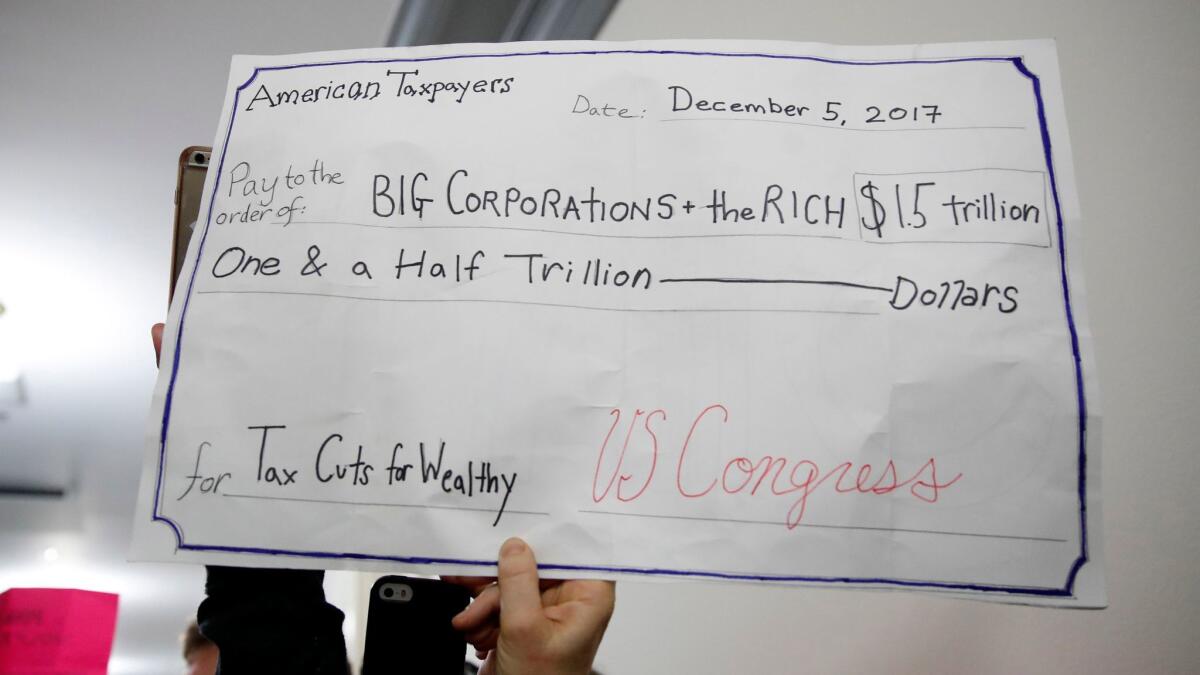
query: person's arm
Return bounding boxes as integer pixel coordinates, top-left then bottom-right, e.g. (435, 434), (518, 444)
(197, 567), (350, 675)
(447, 538), (615, 675)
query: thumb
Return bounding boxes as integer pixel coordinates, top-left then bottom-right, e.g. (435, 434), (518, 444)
(496, 538), (544, 636)
(151, 323), (164, 366)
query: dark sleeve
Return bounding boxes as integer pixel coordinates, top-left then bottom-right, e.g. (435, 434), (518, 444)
(197, 566), (350, 675)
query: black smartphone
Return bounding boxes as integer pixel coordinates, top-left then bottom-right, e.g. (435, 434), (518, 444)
(361, 575), (472, 675)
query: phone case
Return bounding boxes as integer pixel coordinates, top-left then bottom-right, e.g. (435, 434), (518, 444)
(361, 575), (472, 675)
(171, 146), (211, 302)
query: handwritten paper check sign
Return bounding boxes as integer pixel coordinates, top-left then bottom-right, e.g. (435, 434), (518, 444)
(133, 40), (1104, 606)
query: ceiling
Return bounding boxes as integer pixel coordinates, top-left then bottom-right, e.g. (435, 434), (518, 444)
(0, 1), (398, 671)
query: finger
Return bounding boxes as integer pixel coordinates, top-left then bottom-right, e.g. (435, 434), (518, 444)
(454, 575), (561, 592)
(465, 624), (498, 652)
(151, 323), (164, 366)
(544, 580), (615, 626)
(452, 569), (562, 631)
(496, 537), (544, 635)
(541, 580), (566, 607)
(453, 583), (500, 631)
(441, 575), (497, 596)
(566, 579), (616, 607)
(479, 652), (496, 675)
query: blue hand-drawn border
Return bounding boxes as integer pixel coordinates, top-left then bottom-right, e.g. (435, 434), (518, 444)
(153, 48), (1088, 598)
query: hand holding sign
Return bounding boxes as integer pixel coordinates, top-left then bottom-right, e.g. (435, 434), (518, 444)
(446, 538), (615, 675)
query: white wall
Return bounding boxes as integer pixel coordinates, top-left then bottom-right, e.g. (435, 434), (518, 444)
(588, 1), (1200, 674)
(0, 2), (397, 672)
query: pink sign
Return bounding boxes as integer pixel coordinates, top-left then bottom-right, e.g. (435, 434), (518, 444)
(0, 588), (119, 674)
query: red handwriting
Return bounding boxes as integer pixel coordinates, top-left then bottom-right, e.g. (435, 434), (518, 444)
(592, 408), (664, 502)
(593, 403), (962, 528)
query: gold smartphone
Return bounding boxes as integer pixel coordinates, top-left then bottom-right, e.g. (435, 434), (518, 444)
(171, 146), (211, 301)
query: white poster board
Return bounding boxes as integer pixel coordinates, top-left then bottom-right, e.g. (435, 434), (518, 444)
(133, 39), (1103, 606)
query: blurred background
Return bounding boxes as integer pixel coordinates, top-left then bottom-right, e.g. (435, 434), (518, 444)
(1, 1), (1198, 673)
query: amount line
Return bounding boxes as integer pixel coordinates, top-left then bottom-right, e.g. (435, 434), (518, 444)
(196, 290), (879, 316)
(577, 509), (1067, 543)
(658, 277), (893, 293)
